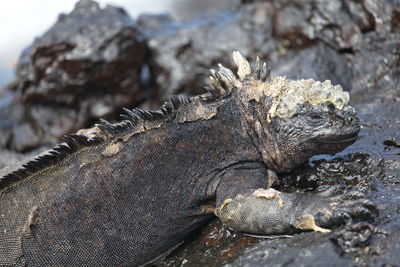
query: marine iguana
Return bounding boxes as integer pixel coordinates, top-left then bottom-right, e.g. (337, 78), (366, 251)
(0, 52), (375, 266)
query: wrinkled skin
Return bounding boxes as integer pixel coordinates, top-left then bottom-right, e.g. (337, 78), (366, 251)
(269, 103), (360, 172)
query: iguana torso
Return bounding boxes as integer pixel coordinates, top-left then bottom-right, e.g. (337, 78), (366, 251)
(0, 52), (375, 266)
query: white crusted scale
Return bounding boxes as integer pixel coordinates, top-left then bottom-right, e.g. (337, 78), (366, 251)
(209, 51), (351, 119)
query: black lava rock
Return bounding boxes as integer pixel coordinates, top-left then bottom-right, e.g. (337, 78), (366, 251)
(0, 0), (148, 152)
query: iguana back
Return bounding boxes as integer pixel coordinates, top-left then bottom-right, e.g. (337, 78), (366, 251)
(0, 94), (259, 266)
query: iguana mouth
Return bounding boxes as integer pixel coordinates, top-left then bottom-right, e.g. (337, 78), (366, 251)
(317, 134), (358, 144)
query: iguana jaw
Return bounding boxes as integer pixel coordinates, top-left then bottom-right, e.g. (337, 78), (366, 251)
(318, 135), (358, 144)
(314, 127), (360, 154)
(317, 132), (358, 144)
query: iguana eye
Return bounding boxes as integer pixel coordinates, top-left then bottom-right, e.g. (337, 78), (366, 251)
(325, 102), (336, 110)
(311, 114), (323, 120)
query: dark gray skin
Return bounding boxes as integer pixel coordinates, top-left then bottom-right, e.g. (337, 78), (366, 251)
(0, 59), (375, 266)
(214, 94), (371, 235)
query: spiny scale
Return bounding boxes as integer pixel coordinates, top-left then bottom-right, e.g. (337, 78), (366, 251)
(208, 51), (271, 97)
(0, 94), (195, 190)
(0, 51), (267, 191)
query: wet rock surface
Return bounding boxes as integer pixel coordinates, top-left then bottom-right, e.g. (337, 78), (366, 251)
(0, 0), (399, 265)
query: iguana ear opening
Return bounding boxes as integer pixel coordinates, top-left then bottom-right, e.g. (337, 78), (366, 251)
(209, 51), (271, 98)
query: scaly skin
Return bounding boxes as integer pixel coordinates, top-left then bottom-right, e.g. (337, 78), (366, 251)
(0, 52), (375, 266)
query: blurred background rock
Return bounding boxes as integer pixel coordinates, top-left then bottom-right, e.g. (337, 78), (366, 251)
(0, 0), (236, 88)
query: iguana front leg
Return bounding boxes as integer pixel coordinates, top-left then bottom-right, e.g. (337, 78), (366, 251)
(214, 168), (376, 235)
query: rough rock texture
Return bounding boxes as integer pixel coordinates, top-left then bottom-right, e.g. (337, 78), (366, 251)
(139, 0), (399, 99)
(0, 0), (147, 152)
(137, 10), (256, 98)
(17, 0), (147, 105)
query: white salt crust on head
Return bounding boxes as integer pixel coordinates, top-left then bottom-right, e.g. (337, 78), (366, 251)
(265, 76), (350, 119)
(209, 51), (351, 119)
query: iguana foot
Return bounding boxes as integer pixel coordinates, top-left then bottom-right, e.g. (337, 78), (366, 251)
(312, 187), (377, 229)
(215, 187), (377, 235)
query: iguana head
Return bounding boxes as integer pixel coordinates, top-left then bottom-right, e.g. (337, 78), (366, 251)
(267, 99), (359, 172)
(209, 51), (360, 173)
